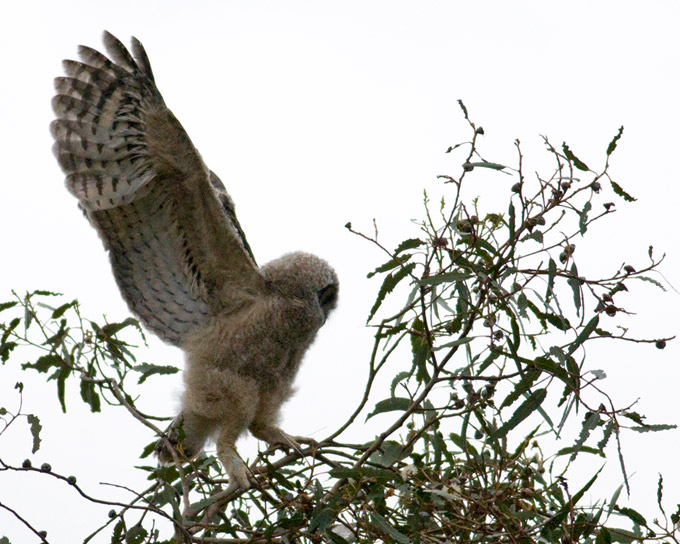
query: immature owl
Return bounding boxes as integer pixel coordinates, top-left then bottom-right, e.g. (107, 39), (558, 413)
(50, 31), (339, 489)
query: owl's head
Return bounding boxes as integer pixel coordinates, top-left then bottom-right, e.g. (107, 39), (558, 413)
(261, 252), (339, 321)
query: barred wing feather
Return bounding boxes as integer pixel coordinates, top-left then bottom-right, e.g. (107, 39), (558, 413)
(51, 31), (263, 346)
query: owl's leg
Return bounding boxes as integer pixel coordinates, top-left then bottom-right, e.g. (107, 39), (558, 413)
(216, 425), (252, 490)
(157, 410), (216, 463)
(248, 391), (301, 451)
(249, 422), (301, 451)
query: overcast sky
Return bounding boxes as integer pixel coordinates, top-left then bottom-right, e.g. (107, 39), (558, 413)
(1, 1), (679, 541)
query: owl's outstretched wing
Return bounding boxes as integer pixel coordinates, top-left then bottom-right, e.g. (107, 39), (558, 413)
(51, 31), (264, 346)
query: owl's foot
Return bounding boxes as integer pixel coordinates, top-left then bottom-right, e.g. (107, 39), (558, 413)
(250, 424), (302, 452)
(219, 446), (253, 490)
(156, 436), (202, 464)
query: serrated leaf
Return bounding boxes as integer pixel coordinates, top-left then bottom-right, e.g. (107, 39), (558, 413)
(309, 507), (334, 533)
(500, 369), (540, 409)
(330, 467), (397, 482)
(629, 423), (677, 433)
(370, 513), (410, 544)
(80, 379), (101, 413)
(390, 371), (410, 396)
(51, 302), (75, 319)
(449, 432), (478, 456)
(567, 263), (582, 315)
(542, 311), (570, 331)
(631, 275), (666, 291)
(101, 318), (140, 338)
(492, 388), (547, 440)
(125, 525), (148, 544)
(367, 255), (412, 279)
(556, 445), (604, 457)
(523, 230), (543, 243)
(570, 412), (601, 461)
(580, 201), (592, 234)
(366, 397), (411, 421)
(607, 126), (624, 156)
(0, 301), (18, 313)
(23, 354), (63, 373)
(419, 271), (472, 286)
(613, 506), (648, 528)
(367, 263), (415, 322)
(111, 519), (125, 544)
(0, 342), (18, 362)
(562, 143), (590, 171)
(621, 411), (644, 425)
(26, 414), (42, 453)
(458, 99), (469, 120)
(394, 238), (423, 254)
(610, 180), (636, 202)
(596, 527), (612, 544)
(134, 363), (180, 384)
(545, 258), (557, 300)
(567, 315), (599, 356)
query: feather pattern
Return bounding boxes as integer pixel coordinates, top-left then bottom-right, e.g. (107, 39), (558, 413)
(51, 31), (263, 345)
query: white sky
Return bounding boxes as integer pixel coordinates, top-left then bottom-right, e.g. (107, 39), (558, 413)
(1, 1), (679, 541)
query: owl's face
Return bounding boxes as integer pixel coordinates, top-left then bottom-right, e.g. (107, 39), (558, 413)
(261, 252), (339, 321)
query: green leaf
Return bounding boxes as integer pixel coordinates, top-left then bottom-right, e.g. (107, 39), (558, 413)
(570, 412), (601, 461)
(562, 142), (590, 171)
(56, 365), (71, 413)
(367, 263), (415, 322)
(26, 414), (42, 453)
(579, 201), (592, 234)
(0, 301), (18, 313)
(419, 271), (472, 286)
(613, 506), (648, 528)
(449, 432), (479, 456)
(80, 379), (101, 413)
(567, 315), (599, 356)
(543, 469), (601, 534)
(394, 238), (423, 254)
(367, 255), (412, 278)
(111, 520), (125, 544)
(567, 263), (582, 315)
(370, 513), (410, 544)
(546, 258), (557, 300)
(458, 99), (469, 120)
(330, 467), (397, 483)
(492, 388), (547, 440)
(544, 311), (570, 331)
(607, 126), (624, 156)
(366, 397), (411, 421)
(500, 369), (540, 409)
(101, 318), (141, 338)
(596, 527), (612, 544)
(0, 342), (18, 362)
(51, 301), (76, 319)
(22, 354), (63, 373)
(508, 202), (516, 240)
(629, 423), (677, 433)
(134, 363), (180, 384)
(468, 161), (506, 170)
(598, 420), (615, 451)
(309, 507), (334, 533)
(631, 275), (666, 291)
(410, 318), (431, 383)
(125, 525), (148, 544)
(610, 180), (636, 202)
(390, 371), (410, 397)
(556, 445), (604, 457)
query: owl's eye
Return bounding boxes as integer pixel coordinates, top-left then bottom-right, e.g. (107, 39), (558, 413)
(317, 283), (338, 309)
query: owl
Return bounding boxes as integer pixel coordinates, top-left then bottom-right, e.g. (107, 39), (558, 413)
(50, 31), (339, 489)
